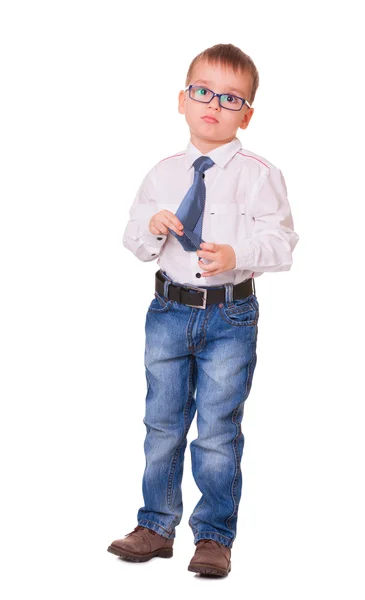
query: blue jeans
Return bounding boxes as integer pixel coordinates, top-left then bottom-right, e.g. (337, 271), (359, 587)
(137, 270), (259, 549)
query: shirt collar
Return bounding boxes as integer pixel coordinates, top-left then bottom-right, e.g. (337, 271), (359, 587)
(184, 136), (242, 170)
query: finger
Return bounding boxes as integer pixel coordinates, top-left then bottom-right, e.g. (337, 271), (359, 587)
(163, 211), (184, 232)
(151, 220), (169, 235)
(201, 269), (220, 277)
(197, 250), (216, 258)
(149, 222), (162, 234)
(200, 242), (216, 251)
(152, 215), (179, 235)
(198, 260), (218, 272)
(162, 216), (184, 235)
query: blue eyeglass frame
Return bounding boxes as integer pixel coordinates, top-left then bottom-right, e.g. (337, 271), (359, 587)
(184, 84), (251, 111)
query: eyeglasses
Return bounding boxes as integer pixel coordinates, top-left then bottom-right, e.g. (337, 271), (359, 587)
(184, 85), (251, 111)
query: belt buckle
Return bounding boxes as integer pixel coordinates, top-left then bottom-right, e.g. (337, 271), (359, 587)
(183, 284), (207, 309)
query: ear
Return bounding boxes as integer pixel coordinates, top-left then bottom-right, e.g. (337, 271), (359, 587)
(178, 90), (186, 115)
(238, 107), (254, 130)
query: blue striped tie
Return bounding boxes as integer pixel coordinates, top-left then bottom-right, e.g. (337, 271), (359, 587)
(168, 155), (215, 251)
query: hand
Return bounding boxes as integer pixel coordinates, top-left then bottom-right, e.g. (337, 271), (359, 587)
(149, 210), (184, 236)
(196, 242), (236, 277)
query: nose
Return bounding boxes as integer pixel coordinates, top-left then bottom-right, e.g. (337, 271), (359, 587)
(208, 94), (221, 109)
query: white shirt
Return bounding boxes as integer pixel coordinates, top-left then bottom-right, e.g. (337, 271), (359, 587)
(122, 136), (299, 287)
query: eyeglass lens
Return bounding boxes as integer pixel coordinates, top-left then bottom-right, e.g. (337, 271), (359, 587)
(189, 86), (243, 110)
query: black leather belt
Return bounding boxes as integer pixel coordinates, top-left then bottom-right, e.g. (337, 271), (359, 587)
(155, 269), (255, 309)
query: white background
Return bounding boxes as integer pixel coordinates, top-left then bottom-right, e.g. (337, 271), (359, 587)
(1, 1), (364, 598)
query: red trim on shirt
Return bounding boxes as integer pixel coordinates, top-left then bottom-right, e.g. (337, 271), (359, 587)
(159, 152), (186, 162)
(237, 152), (270, 169)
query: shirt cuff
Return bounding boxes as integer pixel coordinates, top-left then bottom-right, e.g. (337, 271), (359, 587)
(140, 232), (167, 255)
(231, 240), (254, 271)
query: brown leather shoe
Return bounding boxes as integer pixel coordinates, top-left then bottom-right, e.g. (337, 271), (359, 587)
(188, 539), (231, 576)
(107, 525), (174, 562)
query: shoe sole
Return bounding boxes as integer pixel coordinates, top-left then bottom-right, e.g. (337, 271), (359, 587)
(107, 545), (173, 562)
(188, 562), (231, 576)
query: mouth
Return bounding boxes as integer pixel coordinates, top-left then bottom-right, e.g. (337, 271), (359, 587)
(201, 116), (218, 124)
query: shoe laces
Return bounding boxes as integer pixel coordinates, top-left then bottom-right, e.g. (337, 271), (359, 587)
(125, 525), (156, 537)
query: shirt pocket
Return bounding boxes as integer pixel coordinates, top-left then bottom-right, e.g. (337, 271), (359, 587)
(208, 203), (246, 243)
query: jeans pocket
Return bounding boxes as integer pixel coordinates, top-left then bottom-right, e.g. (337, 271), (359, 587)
(148, 291), (173, 313)
(219, 294), (259, 326)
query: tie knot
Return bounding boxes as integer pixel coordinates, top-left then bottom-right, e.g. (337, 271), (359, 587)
(193, 156), (215, 173)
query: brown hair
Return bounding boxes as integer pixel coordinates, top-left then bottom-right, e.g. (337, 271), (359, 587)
(185, 43), (259, 106)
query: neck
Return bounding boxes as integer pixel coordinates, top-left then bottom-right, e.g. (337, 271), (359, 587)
(189, 133), (236, 154)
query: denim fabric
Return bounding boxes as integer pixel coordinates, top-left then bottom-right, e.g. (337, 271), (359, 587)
(137, 270), (259, 549)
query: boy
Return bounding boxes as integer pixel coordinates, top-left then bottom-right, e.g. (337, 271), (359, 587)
(107, 43), (299, 577)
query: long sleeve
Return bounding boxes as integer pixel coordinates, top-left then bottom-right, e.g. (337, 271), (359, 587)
(122, 168), (168, 262)
(231, 166), (300, 273)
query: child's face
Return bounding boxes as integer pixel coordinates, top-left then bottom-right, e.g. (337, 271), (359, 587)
(178, 60), (254, 149)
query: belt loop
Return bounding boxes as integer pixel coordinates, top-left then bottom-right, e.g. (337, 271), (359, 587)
(163, 279), (171, 298)
(162, 270), (172, 298)
(224, 282), (234, 304)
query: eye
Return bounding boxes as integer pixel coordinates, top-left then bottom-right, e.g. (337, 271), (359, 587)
(222, 94), (239, 104)
(196, 87), (208, 96)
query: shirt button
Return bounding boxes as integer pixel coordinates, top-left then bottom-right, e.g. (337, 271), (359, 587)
(195, 272), (201, 278)
(151, 253), (156, 256)
(202, 173), (205, 179)
(157, 237), (163, 240)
